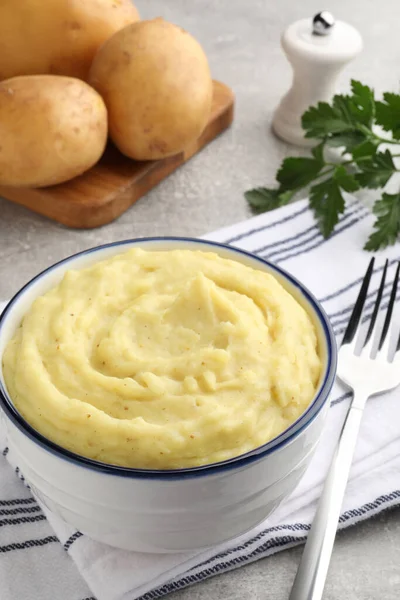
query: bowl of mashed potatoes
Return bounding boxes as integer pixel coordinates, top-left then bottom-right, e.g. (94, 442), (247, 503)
(0, 238), (336, 552)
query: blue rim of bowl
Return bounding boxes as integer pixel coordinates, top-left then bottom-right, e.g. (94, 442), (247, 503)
(0, 237), (337, 480)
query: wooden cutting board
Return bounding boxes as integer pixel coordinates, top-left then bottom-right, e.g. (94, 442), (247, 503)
(0, 81), (234, 229)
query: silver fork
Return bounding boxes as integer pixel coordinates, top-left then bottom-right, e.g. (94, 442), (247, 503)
(289, 257), (400, 600)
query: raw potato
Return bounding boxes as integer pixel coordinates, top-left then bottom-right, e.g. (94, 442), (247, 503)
(0, 0), (140, 81)
(0, 75), (108, 188)
(89, 18), (213, 160)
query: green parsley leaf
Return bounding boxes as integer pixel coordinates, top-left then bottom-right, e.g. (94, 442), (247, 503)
(365, 192), (400, 250)
(351, 139), (379, 159)
(244, 188), (293, 213)
(333, 165), (360, 192)
(375, 92), (400, 138)
(309, 167), (359, 238)
(332, 95), (354, 125)
(355, 150), (396, 188)
(277, 156), (324, 190)
(302, 101), (354, 139)
(325, 131), (367, 153)
(302, 81), (375, 140)
(348, 80), (375, 127)
(311, 142), (325, 162)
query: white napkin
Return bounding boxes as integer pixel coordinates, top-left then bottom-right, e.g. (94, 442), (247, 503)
(1, 198), (400, 600)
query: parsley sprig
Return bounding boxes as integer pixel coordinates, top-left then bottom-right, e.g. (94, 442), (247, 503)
(245, 81), (400, 250)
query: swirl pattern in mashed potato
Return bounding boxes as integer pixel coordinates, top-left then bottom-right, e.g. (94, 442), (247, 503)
(2, 248), (321, 469)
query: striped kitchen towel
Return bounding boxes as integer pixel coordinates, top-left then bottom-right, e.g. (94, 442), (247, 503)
(1, 197), (400, 600)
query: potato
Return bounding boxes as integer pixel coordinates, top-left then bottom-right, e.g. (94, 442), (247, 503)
(0, 0), (140, 81)
(0, 75), (108, 187)
(89, 18), (213, 160)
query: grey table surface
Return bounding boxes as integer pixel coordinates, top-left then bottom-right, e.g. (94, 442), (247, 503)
(1, 0), (400, 598)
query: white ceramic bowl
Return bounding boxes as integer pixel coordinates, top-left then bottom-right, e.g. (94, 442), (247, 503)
(0, 238), (336, 553)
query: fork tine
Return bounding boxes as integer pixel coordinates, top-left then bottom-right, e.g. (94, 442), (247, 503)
(378, 261), (400, 356)
(342, 257), (375, 346)
(363, 259), (388, 348)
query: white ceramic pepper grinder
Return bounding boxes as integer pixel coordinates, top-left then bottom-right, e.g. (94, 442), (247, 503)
(272, 11), (363, 147)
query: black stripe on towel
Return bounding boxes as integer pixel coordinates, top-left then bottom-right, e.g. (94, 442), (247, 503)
(15, 466), (25, 481)
(63, 531), (83, 551)
(14, 466), (30, 490)
(329, 284), (392, 323)
(190, 491), (400, 574)
(0, 497), (37, 507)
(177, 525), (309, 575)
(0, 535), (58, 554)
(139, 535), (308, 600)
(0, 514), (46, 527)
(339, 490), (400, 523)
(265, 212), (368, 265)
(331, 392), (351, 407)
(319, 258), (400, 304)
(333, 297), (399, 338)
(332, 292), (400, 332)
(139, 490), (400, 600)
(0, 505), (41, 516)
(258, 205), (367, 263)
(253, 221), (321, 256)
(225, 204), (309, 244)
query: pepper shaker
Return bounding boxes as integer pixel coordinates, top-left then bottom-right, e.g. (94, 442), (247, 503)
(272, 11), (363, 147)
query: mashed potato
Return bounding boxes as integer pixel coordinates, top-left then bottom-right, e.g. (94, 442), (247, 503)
(2, 248), (321, 469)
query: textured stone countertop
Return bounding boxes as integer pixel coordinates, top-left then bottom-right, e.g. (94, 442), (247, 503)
(1, 0), (400, 598)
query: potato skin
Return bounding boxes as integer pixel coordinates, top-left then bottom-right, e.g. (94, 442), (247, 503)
(0, 75), (108, 187)
(0, 0), (140, 81)
(89, 18), (213, 160)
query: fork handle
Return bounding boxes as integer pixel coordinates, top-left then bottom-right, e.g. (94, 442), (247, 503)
(289, 394), (366, 600)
